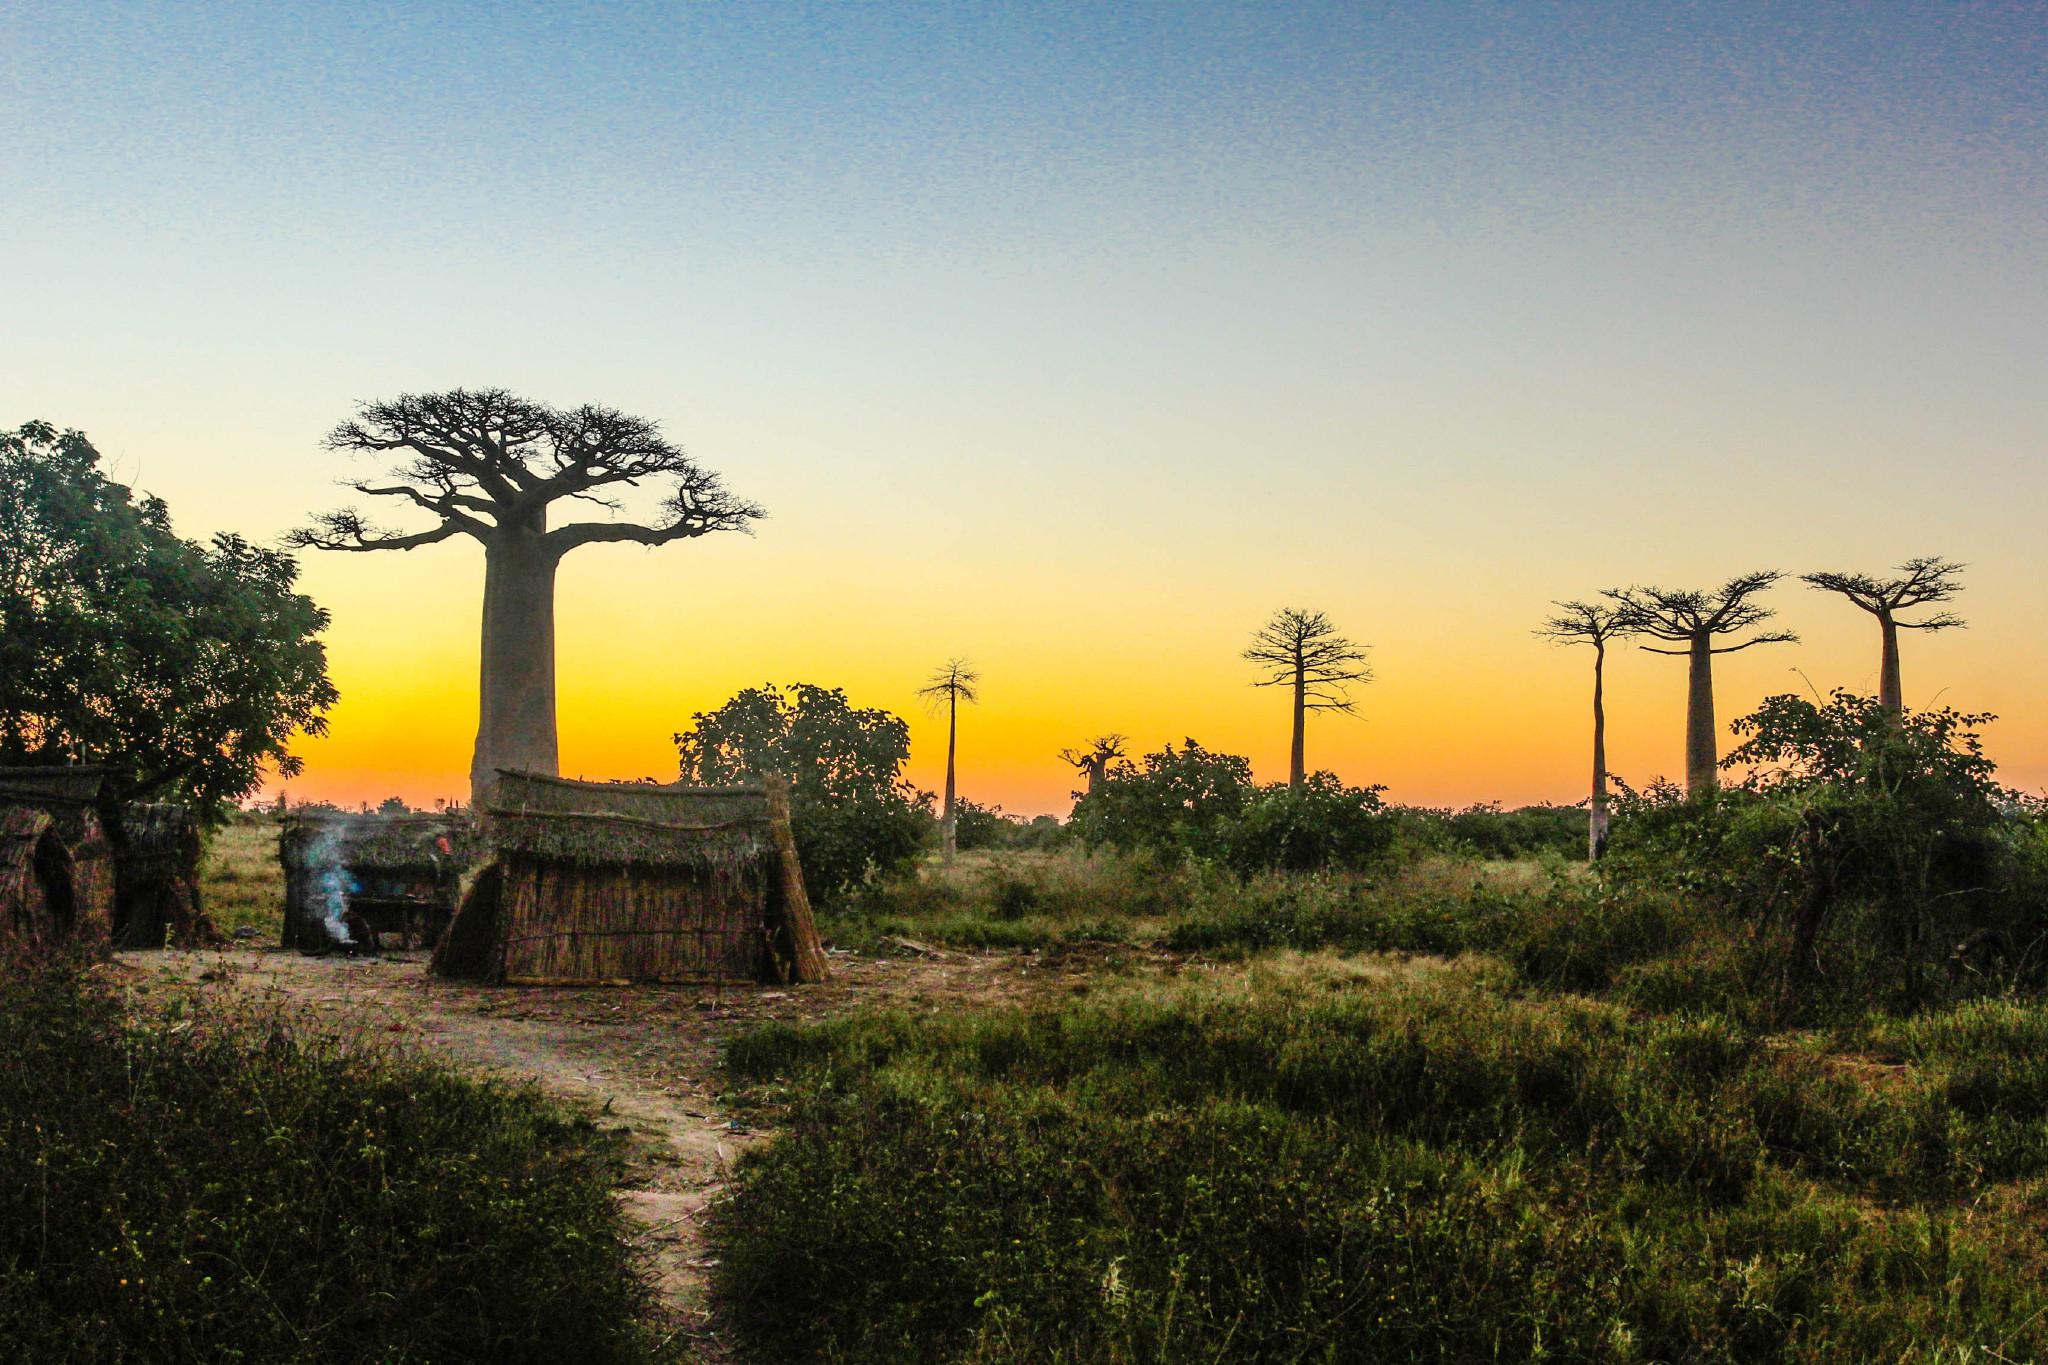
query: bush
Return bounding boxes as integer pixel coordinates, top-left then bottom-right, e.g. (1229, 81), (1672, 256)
(0, 959), (652, 1363)
(675, 682), (932, 904)
(1067, 739), (1252, 862)
(1217, 773), (1395, 874)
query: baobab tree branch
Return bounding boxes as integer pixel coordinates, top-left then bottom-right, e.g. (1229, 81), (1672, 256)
(284, 508), (467, 553)
(1709, 631), (1800, 654)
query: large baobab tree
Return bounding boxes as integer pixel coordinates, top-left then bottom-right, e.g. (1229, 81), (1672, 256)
(1059, 734), (1127, 799)
(1242, 608), (1371, 790)
(916, 658), (979, 863)
(1607, 573), (1796, 794)
(1802, 558), (1964, 714)
(289, 389), (762, 802)
(1536, 600), (1637, 860)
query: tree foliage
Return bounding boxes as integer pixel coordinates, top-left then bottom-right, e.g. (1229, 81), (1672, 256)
(675, 683), (930, 904)
(0, 421), (336, 817)
(1068, 739), (1254, 862)
(1219, 772), (1393, 874)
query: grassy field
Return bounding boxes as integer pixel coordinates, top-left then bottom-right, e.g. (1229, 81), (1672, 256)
(716, 852), (2048, 1363)
(197, 817), (286, 939)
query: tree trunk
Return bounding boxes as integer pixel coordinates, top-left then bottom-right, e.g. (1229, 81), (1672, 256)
(1085, 756), (1106, 796)
(1878, 613), (1902, 714)
(1589, 641), (1609, 860)
(940, 693), (958, 863)
(1288, 665), (1307, 790)
(1685, 633), (1717, 795)
(470, 519), (560, 806)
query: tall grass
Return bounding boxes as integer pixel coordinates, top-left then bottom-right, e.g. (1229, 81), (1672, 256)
(197, 817), (286, 939)
(0, 958), (656, 1363)
(712, 958), (2048, 1363)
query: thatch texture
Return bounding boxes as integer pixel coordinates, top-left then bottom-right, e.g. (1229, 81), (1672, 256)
(108, 803), (215, 949)
(432, 770), (826, 987)
(0, 767), (114, 954)
(280, 813), (475, 953)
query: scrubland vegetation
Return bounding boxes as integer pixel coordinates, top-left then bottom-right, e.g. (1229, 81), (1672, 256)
(705, 697), (2048, 1362)
(0, 957), (656, 1363)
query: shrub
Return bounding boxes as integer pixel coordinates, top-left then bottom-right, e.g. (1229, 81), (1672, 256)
(674, 682), (932, 904)
(0, 959), (651, 1363)
(1217, 772), (1395, 874)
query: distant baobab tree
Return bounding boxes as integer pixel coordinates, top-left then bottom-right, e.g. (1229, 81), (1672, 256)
(916, 658), (979, 863)
(1607, 573), (1796, 795)
(289, 389), (762, 802)
(1536, 601), (1638, 860)
(1802, 558), (1964, 714)
(1059, 734), (1127, 799)
(1242, 608), (1371, 790)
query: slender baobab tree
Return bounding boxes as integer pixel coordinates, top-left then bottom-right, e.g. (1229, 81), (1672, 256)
(1059, 734), (1127, 799)
(1536, 601), (1638, 860)
(1802, 558), (1964, 714)
(917, 658), (980, 863)
(1607, 573), (1796, 795)
(1242, 608), (1371, 790)
(289, 389), (761, 802)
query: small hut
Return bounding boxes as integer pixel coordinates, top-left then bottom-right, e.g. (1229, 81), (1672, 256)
(107, 803), (215, 949)
(432, 770), (827, 987)
(0, 765), (115, 954)
(281, 813), (475, 953)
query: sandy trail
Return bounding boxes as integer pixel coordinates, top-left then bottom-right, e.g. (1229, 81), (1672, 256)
(126, 942), (1125, 1359)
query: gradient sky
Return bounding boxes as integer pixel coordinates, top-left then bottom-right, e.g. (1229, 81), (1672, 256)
(5, 2), (2045, 815)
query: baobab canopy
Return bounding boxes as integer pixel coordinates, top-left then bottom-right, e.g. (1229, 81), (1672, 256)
(289, 389), (763, 802)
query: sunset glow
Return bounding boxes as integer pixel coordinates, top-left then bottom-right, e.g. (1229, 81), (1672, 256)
(6, 3), (2043, 814)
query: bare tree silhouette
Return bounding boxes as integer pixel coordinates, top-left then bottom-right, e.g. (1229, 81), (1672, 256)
(916, 659), (980, 863)
(1802, 558), (1965, 714)
(1607, 573), (1796, 794)
(1242, 608), (1371, 790)
(1059, 734), (1127, 799)
(1536, 601), (1638, 859)
(289, 389), (761, 802)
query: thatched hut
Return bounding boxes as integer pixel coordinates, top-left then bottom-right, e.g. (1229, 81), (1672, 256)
(281, 812), (475, 953)
(432, 770), (827, 987)
(0, 765), (115, 954)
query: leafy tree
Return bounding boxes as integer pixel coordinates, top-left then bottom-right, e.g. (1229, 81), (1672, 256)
(376, 796), (412, 816)
(1219, 772), (1393, 874)
(290, 390), (761, 802)
(1242, 608), (1371, 789)
(1536, 600), (1638, 858)
(1607, 573), (1796, 795)
(675, 683), (929, 904)
(0, 421), (336, 818)
(1069, 739), (1253, 861)
(915, 659), (979, 863)
(1802, 558), (1964, 714)
(1722, 690), (2006, 996)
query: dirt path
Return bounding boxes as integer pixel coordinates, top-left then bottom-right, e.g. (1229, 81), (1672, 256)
(124, 942), (1134, 1359)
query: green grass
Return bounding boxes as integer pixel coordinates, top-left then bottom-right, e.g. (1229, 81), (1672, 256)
(198, 817), (286, 939)
(0, 957), (659, 1363)
(711, 954), (2048, 1363)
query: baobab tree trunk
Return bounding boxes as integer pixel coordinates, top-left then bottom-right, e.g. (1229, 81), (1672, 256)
(1085, 756), (1107, 796)
(1685, 633), (1717, 795)
(1878, 613), (1903, 714)
(470, 523), (560, 805)
(941, 695), (958, 863)
(1589, 641), (1609, 860)
(1289, 667), (1307, 790)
